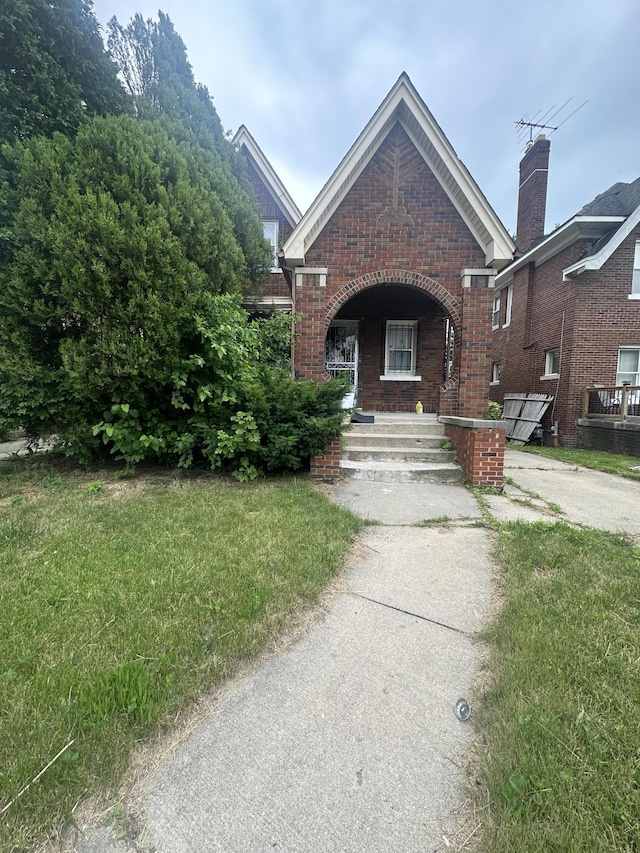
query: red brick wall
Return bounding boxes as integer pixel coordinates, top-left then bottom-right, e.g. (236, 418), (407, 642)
(491, 226), (640, 445)
(309, 435), (341, 481)
(516, 137), (550, 255)
(443, 420), (505, 487)
(334, 284), (445, 412)
(295, 122), (490, 415)
(458, 277), (495, 419)
(243, 156), (293, 299)
(305, 124), (485, 295)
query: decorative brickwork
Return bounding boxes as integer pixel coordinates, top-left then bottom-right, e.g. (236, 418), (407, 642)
(293, 124), (489, 416)
(440, 417), (505, 487)
(326, 269), (462, 333)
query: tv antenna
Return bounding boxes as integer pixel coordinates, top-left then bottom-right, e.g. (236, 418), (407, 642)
(515, 98), (588, 151)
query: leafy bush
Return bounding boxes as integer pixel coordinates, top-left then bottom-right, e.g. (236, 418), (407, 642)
(488, 400), (503, 420)
(86, 298), (347, 479)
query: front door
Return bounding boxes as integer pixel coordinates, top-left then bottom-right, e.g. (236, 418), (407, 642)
(325, 322), (358, 403)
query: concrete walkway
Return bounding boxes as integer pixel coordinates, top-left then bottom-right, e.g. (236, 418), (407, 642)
(13, 445), (639, 851)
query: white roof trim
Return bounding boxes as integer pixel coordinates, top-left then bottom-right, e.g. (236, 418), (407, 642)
(562, 205), (640, 280)
(495, 215), (626, 288)
(282, 73), (514, 268)
(233, 125), (302, 227)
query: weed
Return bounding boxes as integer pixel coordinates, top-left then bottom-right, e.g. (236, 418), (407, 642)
(87, 480), (104, 495)
(414, 515), (452, 527)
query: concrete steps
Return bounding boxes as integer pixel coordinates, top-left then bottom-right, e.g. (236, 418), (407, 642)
(341, 413), (463, 484)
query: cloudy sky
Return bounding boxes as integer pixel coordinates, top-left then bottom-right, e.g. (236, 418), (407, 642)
(92, 0), (639, 236)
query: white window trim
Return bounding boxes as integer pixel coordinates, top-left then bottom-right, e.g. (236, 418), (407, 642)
(490, 362), (501, 385)
(380, 320), (421, 381)
(541, 348), (560, 380)
(502, 284), (512, 328)
(631, 241), (640, 296)
(492, 293), (500, 329)
(263, 220), (279, 271)
(616, 346), (640, 385)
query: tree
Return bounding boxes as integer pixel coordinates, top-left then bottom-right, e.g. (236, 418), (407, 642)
(0, 0), (127, 143)
(0, 114), (272, 454)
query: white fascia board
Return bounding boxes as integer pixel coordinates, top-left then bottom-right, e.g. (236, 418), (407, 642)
(495, 216), (626, 290)
(283, 72), (514, 267)
(562, 206), (640, 280)
(233, 125), (302, 227)
(398, 105), (514, 266)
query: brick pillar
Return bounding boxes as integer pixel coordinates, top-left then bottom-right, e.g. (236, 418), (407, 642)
(458, 270), (496, 419)
(309, 435), (342, 481)
(293, 267), (328, 381)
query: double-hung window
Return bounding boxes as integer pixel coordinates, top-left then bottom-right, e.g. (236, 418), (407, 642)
(616, 348), (640, 385)
(262, 220), (279, 269)
(543, 349), (560, 378)
(381, 320), (420, 380)
(492, 293), (500, 329)
(503, 284), (513, 327)
(631, 241), (640, 298)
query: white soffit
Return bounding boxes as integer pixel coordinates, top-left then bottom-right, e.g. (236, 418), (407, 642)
(562, 205), (640, 279)
(495, 216), (626, 289)
(283, 72), (514, 267)
(233, 125), (302, 227)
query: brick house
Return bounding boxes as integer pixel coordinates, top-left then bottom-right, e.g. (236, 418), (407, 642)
(490, 134), (640, 450)
(237, 73), (515, 485)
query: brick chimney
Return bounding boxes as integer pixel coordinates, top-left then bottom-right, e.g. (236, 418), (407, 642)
(516, 134), (550, 256)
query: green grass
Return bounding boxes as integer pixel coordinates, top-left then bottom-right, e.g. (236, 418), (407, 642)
(515, 444), (640, 481)
(0, 460), (362, 852)
(476, 521), (640, 852)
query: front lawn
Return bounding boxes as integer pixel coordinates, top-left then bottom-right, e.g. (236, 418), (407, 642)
(0, 459), (361, 852)
(475, 521), (640, 851)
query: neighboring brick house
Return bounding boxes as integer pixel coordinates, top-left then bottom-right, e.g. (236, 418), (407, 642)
(237, 73), (515, 484)
(233, 124), (301, 313)
(490, 134), (640, 448)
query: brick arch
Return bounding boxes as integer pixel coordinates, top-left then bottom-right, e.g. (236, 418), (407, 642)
(325, 269), (462, 333)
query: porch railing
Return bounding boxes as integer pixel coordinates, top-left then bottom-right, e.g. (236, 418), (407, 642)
(582, 385), (640, 419)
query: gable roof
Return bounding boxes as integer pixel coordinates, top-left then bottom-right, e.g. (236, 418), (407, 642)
(496, 176), (640, 288)
(233, 125), (302, 228)
(282, 72), (514, 268)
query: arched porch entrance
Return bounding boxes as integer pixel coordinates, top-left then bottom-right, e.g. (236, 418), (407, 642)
(324, 271), (461, 412)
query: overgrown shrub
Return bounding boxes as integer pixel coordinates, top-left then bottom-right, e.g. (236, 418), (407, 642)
(85, 298), (347, 479)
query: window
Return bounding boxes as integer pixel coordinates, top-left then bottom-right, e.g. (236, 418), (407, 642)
(503, 284), (513, 327)
(262, 220), (278, 268)
(491, 362), (501, 384)
(632, 241), (640, 297)
(381, 320), (420, 380)
(492, 293), (500, 329)
(543, 349), (560, 377)
(616, 348), (640, 385)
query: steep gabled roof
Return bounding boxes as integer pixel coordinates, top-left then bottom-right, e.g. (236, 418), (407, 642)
(233, 125), (302, 228)
(282, 72), (514, 268)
